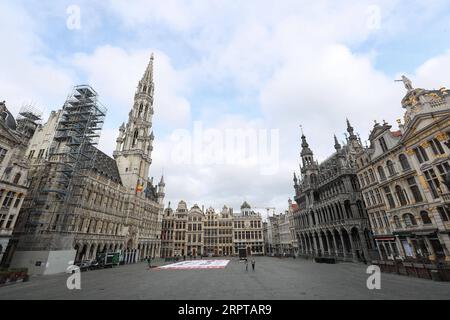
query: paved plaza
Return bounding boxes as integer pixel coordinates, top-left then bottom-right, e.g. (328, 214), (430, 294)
(0, 257), (449, 300)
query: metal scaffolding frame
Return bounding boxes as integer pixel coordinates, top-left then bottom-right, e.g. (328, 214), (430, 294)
(26, 85), (107, 234)
(16, 105), (42, 140)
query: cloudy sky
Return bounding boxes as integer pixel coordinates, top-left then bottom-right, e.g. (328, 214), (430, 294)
(1, 0), (450, 215)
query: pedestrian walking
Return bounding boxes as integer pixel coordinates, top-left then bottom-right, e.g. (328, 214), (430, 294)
(251, 259), (255, 271)
(245, 260), (248, 272)
(147, 256), (152, 269)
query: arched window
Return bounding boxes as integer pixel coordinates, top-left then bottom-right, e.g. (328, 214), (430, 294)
(399, 154), (410, 171)
(393, 216), (402, 228)
(403, 213), (417, 227)
(395, 185), (408, 206)
(387, 160), (396, 176)
(420, 211), (432, 225)
(138, 103), (144, 116)
(310, 174), (317, 185)
(377, 166), (386, 181)
(13, 173), (21, 184)
(132, 130), (139, 147)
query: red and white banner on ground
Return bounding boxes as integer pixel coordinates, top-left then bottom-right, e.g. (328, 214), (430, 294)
(158, 260), (230, 270)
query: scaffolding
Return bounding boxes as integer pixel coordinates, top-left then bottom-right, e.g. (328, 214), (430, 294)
(27, 85), (107, 235)
(16, 105), (42, 140)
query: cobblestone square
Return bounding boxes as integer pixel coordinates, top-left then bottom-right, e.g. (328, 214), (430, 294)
(0, 257), (449, 300)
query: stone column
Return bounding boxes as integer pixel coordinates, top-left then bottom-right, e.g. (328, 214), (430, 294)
(349, 235), (357, 262)
(339, 232), (348, 259)
(85, 244), (91, 260)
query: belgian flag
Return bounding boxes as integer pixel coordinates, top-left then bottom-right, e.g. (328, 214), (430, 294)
(136, 181), (144, 192)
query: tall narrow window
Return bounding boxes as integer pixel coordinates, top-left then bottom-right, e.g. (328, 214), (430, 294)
(132, 130), (139, 147)
(407, 177), (423, 203)
(383, 187), (396, 209)
(424, 169), (441, 199)
(437, 206), (450, 222)
(379, 137), (388, 152)
(13, 173), (21, 184)
(387, 160), (396, 176)
(378, 166), (386, 181)
(429, 138), (445, 155)
(436, 162), (450, 191)
(399, 154), (410, 171)
(414, 146), (429, 163)
(395, 185), (408, 206)
(369, 169), (376, 183)
(2, 191), (15, 208)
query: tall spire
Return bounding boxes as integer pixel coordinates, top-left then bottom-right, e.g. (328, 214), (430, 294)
(334, 134), (341, 150)
(143, 53), (154, 83)
(301, 134), (312, 155)
(114, 54), (156, 193)
(346, 118), (357, 139)
(137, 53), (155, 97)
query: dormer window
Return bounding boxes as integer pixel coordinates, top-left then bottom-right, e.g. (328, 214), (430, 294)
(379, 137), (388, 153)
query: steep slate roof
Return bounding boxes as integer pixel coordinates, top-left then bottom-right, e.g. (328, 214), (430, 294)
(91, 147), (122, 184)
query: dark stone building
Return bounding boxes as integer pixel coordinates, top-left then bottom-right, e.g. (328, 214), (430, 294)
(293, 120), (376, 262)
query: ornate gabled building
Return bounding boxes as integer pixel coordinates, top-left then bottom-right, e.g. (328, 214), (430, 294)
(293, 121), (375, 262)
(204, 206), (233, 257)
(0, 102), (39, 265)
(232, 202), (264, 256)
(161, 201), (263, 257)
(7, 55), (165, 275)
(356, 77), (450, 262)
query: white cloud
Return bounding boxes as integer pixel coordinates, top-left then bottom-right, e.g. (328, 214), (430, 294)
(0, 2), (74, 117)
(414, 50), (450, 90)
(72, 46), (191, 132)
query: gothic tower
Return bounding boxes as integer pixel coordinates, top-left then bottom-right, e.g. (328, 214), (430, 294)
(300, 134), (318, 176)
(114, 54), (156, 192)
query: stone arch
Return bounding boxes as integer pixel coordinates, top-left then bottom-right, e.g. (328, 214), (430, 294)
(326, 230), (335, 254)
(320, 230), (328, 254)
(333, 229), (342, 256)
(340, 228), (351, 255)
